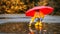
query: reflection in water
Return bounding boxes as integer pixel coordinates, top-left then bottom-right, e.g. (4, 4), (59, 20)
(28, 22), (44, 34)
(28, 22), (60, 34)
(29, 27), (34, 34)
(0, 22), (60, 34)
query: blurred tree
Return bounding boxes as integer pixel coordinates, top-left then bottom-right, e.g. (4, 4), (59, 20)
(48, 0), (60, 15)
(0, 0), (60, 15)
(0, 0), (27, 14)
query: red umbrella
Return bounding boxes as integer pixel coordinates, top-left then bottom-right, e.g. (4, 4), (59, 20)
(25, 6), (54, 17)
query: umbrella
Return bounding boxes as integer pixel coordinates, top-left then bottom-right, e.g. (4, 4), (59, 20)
(25, 6), (54, 17)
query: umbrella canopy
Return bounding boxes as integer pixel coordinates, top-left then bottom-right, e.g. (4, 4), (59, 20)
(25, 6), (54, 17)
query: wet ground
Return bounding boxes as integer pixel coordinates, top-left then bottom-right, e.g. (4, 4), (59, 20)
(0, 22), (60, 34)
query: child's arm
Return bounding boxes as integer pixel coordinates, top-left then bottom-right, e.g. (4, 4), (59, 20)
(29, 13), (36, 26)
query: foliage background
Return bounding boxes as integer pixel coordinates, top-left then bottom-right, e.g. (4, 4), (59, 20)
(0, 0), (60, 15)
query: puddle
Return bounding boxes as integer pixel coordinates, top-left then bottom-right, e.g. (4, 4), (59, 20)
(0, 22), (60, 34)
